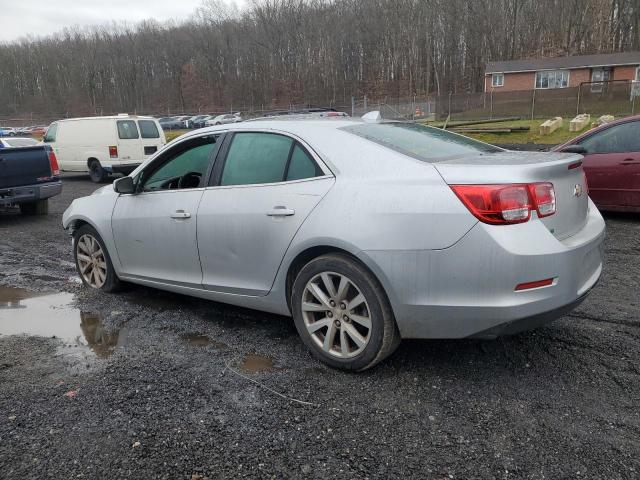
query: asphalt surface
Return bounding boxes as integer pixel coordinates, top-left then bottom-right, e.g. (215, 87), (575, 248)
(0, 175), (639, 479)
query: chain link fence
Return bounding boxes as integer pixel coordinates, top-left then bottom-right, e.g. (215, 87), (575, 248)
(433, 80), (638, 121)
(1, 80), (636, 128)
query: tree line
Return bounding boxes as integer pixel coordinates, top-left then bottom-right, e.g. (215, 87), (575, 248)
(1, 0), (639, 119)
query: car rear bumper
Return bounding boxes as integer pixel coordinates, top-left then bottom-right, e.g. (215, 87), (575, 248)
(0, 180), (62, 206)
(360, 199), (605, 339)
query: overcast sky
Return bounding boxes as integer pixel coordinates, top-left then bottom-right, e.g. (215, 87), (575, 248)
(0, 0), (244, 42)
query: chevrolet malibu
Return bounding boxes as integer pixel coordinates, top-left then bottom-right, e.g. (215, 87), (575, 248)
(63, 117), (605, 371)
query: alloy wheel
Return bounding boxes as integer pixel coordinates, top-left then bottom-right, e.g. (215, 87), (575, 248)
(301, 272), (372, 358)
(76, 234), (107, 288)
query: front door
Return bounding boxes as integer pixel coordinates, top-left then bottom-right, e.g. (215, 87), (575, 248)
(197, 132), (334, 295)
(579, 120), (640, 208)
(111, 134), (222, 285)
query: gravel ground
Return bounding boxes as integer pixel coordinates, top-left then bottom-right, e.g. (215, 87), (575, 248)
(0, 175), (639, 479)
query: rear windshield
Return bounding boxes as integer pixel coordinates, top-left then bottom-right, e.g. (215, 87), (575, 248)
(138, 120), (160, 139)
(341, 123), (502, 162)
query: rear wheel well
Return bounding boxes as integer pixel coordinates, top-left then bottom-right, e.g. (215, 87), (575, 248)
(285, 246), (389, 312)
(87, 157), (99, 168)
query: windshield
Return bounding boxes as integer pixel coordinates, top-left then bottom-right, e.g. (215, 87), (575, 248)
(341, 123), (502, 162)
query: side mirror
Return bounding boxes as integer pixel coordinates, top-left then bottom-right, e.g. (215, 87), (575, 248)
(559, 145), (588, 155)
(113, 176), (135, 194)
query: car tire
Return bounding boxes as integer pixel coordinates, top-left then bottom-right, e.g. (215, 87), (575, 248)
(88, 160), (108, 183)
(19, 199), (48, 215)
(291, 253), (400, 371)
(73, 224), (121, 293)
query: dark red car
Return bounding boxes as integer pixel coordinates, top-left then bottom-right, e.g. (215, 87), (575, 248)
(555, 115), (640, 212)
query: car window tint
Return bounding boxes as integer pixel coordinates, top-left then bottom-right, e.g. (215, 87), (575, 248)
(142, 136), (219, 191)
(286, 144), (322, 181)
(117, 120), (139, 140)
(579, 121), (640, 154)
(221, 133), (293, 186)
(138, 120), (160, 139)
(341, 123), (501, 162)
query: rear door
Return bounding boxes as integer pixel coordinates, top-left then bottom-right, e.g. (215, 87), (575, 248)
(197, 131), (334, 296)
(116, 120), (142, 163)
(577, 120), (640, 208)
(137, 119), (164, 159)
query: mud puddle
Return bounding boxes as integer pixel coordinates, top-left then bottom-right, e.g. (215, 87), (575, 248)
(0, 286), (123, 358)
(240, 354), (277, 373)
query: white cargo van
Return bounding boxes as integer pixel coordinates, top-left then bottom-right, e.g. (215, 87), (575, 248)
(43, 115), (166, 183)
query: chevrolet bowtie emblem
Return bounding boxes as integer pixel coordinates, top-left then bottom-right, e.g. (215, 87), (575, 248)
(573, 184), (583, 197)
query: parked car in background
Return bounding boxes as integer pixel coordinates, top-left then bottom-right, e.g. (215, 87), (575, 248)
(555, 115), (640, 212)
(159, 115), (191, 130)
(44, 114), (166, 183)
(0, 127), (18, 137)
(0, 143), (61, 214)
(24, 125), (49, 137)
(0, 137), (41, 148)
(63, 117), (604, 371)
(191, 115), (213, 129)
(186, 115), (210, 129)
(205, 113), (242, 126)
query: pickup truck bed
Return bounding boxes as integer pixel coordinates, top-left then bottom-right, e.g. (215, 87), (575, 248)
(0, 145), (62, 215)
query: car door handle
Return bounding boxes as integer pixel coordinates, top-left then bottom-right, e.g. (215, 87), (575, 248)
(621, 158), (640, 165)
(170, 210), (191, 219)
(266, 206), (295, 217)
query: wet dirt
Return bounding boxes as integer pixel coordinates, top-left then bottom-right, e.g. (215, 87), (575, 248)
(240, 353), (277, 373)
(182, 333), (229, 349)
(0, 286), (121, 358)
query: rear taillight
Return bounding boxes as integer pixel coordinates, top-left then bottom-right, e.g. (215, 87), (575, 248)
(109, 146), (118, 158)
(47, 150), (60, 176)
(451, 183), (556, 225)
(529, 182), (556, 218)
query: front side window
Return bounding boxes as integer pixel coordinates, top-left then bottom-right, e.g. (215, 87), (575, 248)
(140, 135), (219, 191)
(221, 133), (293, 186)
(535, 70), (569, 89)
(342, 123), (501, 162)
(579, 121), (640, 154)
(138, 120), (160, 139)
(43, 122), (58, 143)
(491, 73), (504, 87)
(117, 120), (139, 140)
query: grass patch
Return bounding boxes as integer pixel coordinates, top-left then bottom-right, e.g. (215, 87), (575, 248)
(423, 118), (593, 145)
(164, 129), (189, 142)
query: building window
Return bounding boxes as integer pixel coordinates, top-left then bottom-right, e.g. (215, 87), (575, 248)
(491, 73), (504, 87)
(591, 68), (611, 92)
(535, 70), (569, 89)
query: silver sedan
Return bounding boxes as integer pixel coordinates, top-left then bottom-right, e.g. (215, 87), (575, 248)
(63, 117), (605, 371)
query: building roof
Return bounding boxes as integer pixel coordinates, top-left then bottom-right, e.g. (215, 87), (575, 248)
(486, 51), (640, 74)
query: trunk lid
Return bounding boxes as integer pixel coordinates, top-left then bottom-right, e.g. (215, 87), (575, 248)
(434, 151), (589, 240)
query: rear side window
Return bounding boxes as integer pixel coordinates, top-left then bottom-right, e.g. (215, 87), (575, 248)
(221, 133), (293, 186)
(286, 144), (323, 181)
(117, 120), (139, 140)
(579, 121), (640, 153)
(341, 123), (501, 162)
(138, 120), (160, 139)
